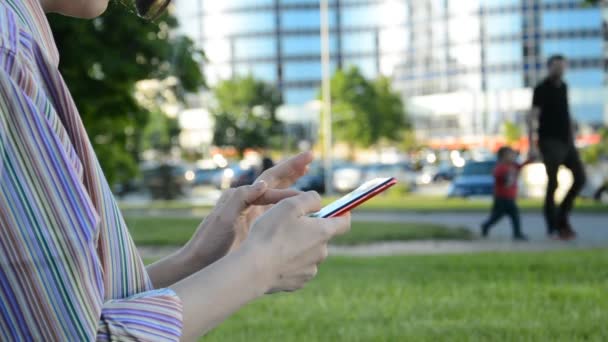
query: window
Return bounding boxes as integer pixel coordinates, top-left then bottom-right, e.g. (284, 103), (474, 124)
(341, 2), (407, 28)
(542, 9), (601, 31)
(565, 68), (603, 88)
(203, 11), (275, 37)
(281, 35), (338, 56)
(202, 0), (273, 12)
(542, 38), (603, 59)
(234, 63), (277, 83)
(284, 62), (322, 81)
(283, 61), (337, 81)
(571, 104), (603, 123)
(485, 13), (522, 37)
(284, 88), (318, 104)
(482, 0), (520, 8)
(281, 9), (336, 30)
(342, 32), (376, 54)
(486, 42), (523, 64)
(486, 72), (523, 90)
(234, 37), (276, 59)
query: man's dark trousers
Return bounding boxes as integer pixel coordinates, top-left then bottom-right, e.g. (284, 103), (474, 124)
(539, 138), (586, 233)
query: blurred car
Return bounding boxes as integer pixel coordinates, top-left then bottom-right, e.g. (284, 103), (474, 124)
(293, 163), (325, 194)
(332, 164), (364, 193)
(448, 160), (496, 198)
(142, 163), (192, 200)
(214, 163), (257, 190)
(434, 162), (458, 182)
(193, 168), (223, 187)
(363, 162), (417, 188)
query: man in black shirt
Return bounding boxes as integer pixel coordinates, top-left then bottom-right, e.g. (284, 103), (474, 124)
(528, 55), (586, 240)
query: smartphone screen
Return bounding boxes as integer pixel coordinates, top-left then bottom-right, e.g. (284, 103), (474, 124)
(310, 177), (396, 218)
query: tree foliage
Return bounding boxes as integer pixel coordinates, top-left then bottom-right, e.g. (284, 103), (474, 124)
(327, 67), (408, 148)
(211, 75), (282, 155)
(502, 121), (522, 144)
(48, 2), (204, 185)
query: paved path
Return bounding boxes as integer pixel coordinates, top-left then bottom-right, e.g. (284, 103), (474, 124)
(352, 211), (608, 243)
(139, 239), (606, 260)
(136, 210), (608, 259)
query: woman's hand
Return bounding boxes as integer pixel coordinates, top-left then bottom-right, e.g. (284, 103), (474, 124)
(170, 190), (350, 339)
(183, 181), (299, 270)
(244, 191), (351, 293)
(186, 152), (315, 264)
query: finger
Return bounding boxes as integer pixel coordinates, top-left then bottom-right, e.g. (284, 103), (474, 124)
(278, 191), (322, 217)
(252, 188), (301, 205)
(294, 244), (330, 270)
(224, 182), (268, 219)
(308, 213), (351, 240)
(257, 151), (313, 189)
(277, 266), (319, 292)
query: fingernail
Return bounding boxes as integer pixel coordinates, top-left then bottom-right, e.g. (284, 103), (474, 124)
(254, 180), (267, 189)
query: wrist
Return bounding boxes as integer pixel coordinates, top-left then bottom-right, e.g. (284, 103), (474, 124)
(239, 241), (273, 296)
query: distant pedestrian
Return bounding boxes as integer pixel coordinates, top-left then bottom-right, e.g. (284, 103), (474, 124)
(481, 147), (533, 241)
(262, 155), (275, 172)
(528, 55), (586, 240)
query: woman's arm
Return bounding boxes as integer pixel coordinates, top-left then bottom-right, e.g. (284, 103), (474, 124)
(171, 192), (350, 340)
(147, 152), (314, 289)
(146, 184), (300, 289)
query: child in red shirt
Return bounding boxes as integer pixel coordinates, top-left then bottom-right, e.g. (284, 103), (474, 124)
(481, 146), (533, 241)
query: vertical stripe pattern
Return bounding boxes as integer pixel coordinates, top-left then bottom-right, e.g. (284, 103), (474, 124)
(0, 1), (183, 340)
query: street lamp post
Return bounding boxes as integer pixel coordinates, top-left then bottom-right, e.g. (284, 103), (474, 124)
(320, 0), (333, 195)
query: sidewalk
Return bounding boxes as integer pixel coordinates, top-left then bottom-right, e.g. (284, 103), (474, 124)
(139, 238), (606, 260)
(137, 210), (608, 259)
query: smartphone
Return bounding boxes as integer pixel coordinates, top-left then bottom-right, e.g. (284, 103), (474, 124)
(310, 177), (397, 218)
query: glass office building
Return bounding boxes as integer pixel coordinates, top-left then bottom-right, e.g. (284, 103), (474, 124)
(175, 0), (607, 141)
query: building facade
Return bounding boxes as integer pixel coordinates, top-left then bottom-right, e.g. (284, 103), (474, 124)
(175, 0), (607, 144)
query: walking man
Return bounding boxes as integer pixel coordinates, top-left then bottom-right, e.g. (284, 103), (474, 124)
(528, 55), (586, 240)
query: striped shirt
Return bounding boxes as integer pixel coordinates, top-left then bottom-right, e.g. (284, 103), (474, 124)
(0, 1), (183, 340)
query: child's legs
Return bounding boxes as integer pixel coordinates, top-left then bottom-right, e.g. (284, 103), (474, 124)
(482, 198), (507, 230)
(504, 200), (523, 236)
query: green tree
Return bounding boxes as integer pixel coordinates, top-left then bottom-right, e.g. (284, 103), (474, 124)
(48, 2), (204, 185)
(503, 121), (522, 144)
(326, 67), (408, 151)
(582, 127), (608, 164)
(211, 75), (282, 156)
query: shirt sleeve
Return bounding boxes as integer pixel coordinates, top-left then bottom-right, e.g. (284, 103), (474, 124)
(0, 62), (182, 340)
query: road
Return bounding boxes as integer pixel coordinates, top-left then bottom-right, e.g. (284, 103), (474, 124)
(137, 210), (608, 259)
(353, 211), (608, 243)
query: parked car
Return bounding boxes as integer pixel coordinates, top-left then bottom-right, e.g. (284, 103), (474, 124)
(193, 168), (223, 187)
(448, 160), (496, 198)
(332, 164), (364, 193)
(213, 163), (257, 190)
(293, 163), (326, 194)
(362, 162), (417, 189)
(142, 163), (192, 200)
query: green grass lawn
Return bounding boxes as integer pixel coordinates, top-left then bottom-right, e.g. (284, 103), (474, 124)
(188, 249), (608, 341)
(125, 216), (472, 246)
(120, 195), (607, 213)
